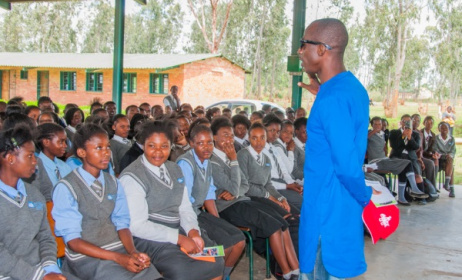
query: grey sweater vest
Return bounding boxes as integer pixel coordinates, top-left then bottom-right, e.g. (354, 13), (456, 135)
(237, 148), (284, 200)
(110, 139), (131, 174)
(0, 182), (57, 280)
(210, 152), (250, 212)
(177, 150), (212, 215)
(58, 170), (121, 261)
(292, 144), (305, 180)
(24, 157), (54, 201)
(121, 158), (184, 229)
(367, 133), (387, 161)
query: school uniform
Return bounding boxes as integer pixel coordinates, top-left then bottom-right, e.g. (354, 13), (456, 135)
(292, 137), (305, 183)
(25, 152), (72, 201)
(236, 146), (300, 255)
(0, 179), (77, 280)
(66, 155), (115, 176)
(263, 142), (303, 211)
(177, 150), (245, 250)
(119, 142), (144, 172)
(119, 156), (224, 280)
(52, 167), (162, 280)
(211, 148), (288, 242)
(110, 135), (132, 174)
(272, 138), (295, 173)
(432, 134), (456, 173)
(168, 143), (191, 162)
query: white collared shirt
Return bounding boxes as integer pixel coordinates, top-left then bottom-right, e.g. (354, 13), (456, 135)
(234, 135), (249, 145)
(262, 142), (295, 190)
(438, 134), (452, 145)
(294, 137), (305, 150)
(142, 156), (171, 185)
(273, 138), (295, 175)
(247, 145), (264, 166)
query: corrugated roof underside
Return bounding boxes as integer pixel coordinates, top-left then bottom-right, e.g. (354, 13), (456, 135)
(0, 53), (221, 69)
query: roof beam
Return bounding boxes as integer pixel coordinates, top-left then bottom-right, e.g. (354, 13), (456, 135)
(0, 0), (11, 10)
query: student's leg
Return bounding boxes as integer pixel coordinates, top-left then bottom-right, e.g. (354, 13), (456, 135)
(134, 237), (223, 280)
(198, 212), (245, 277)
(282, 229), (299, 271)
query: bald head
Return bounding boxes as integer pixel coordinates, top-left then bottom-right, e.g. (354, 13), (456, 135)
(307, 18), (348, 54)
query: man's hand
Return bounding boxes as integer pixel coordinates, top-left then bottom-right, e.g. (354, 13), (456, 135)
(298, 73), (320, 95)
(176, 133), (188, 146)
(403, 128), (412, 140)
(188, 229), (205, 252)
(43, 274), (67, 280)
(287, 183), (303, 194)
(218, 190), (235, 201)
(418, 159), (425, 171)
(222, 142), (237, 161)
(372, 187), (382, 195)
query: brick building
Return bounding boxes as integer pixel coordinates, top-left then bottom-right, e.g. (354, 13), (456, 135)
(0, 52), (247, 109)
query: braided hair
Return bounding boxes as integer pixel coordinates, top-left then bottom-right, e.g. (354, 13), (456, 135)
(0, 125), (35, 159)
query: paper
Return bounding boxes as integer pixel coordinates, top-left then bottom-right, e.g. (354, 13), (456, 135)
(190, 245), (225, 258)
(365, 180), (397, 207)
(364, 163), (378, 170)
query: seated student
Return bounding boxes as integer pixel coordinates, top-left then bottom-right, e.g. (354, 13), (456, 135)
(273, 120), (296, 176)
(292, 117), (307, 183)
(151, 105), (164, 120)
(0, 125), (76, 280)
(231, 114), (251, 152)
(110, 114), (132, 175)
(52, 124), (162, 280)
(39, 111), (60, 125)
(25, 105), (41, 124)
(169, 116), (192, 161)
(64, 108), (85, 145)
(433, 122), (456, 197)
(119, 114), (148, 172)
(412, 114), (437, 189)
(421, 116), (437, 161)
(262, 114), (303, 211)
(119, 121), (223, 280)
(211, 118), (300, 280)
(104, 101), (117, 120)
(125, 105), (140, 122)
(177, 125), (245, 279)
(389, 114), (429, 204)
(250, 111), (263, 124)
(368, 116), (428, 206)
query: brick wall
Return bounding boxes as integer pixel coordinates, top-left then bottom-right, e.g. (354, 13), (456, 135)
(1, 57), (245, 110)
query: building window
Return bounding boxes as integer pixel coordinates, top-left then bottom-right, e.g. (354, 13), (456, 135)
(86, 73), (103, 92)
(149, 74), (169, 94)
(20, 70), (28, 80)
(60, 71), (77, 91)
(123, 73), (137, 93)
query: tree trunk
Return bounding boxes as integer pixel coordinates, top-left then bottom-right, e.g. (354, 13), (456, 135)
(269, 56), (276, 101)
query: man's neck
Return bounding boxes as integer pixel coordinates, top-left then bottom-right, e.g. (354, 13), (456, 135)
(317, 63), (346, 84)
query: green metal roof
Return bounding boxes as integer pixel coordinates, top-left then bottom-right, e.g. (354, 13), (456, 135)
(0, 52), (249, 72)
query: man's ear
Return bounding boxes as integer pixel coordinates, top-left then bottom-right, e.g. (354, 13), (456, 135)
(76, 147), (86, 159)
(42, 138), (51, 148)
(317, 45), (327, 56)
(6, 153), (15, 165)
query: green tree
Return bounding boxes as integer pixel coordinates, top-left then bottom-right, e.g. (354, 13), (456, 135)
(82, 0), (114, 53)
(400, 36), (430, 97)
(125, 0), (183, 53)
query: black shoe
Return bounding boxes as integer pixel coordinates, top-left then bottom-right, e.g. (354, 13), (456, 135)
(409, 191), (429, 199)
(398, 200), (411, 206)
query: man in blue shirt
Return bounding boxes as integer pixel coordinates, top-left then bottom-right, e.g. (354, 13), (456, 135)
(297, 18), (376, 280)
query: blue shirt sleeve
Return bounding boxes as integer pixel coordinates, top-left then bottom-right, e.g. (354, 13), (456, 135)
(177, 159), (196, 204)
(110, 179), (131, 231)
(43, 264), (62, 275)
(52, 183), (83, 244)
(206, 177), (217, 200)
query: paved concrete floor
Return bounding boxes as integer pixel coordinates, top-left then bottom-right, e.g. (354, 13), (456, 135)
(232, 186), (462, 280)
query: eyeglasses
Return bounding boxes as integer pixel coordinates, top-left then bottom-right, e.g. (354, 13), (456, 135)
(300, 39), (332, 50)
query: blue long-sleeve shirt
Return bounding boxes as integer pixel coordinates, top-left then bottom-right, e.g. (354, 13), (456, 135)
(38, 152), (72, 186)
(177, 150), (217, 204)
(0, 179), (61, 276)
(300, 71), (372, 278)
(52, 167), (130, 244)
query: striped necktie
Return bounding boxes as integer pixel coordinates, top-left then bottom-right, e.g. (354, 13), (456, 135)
(159, 167), (169, 184)
(91, 180), (103, 197)
(269, 147), (283, 179)
(256, 154), (261, 165)
(55, 167), (62, 180)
